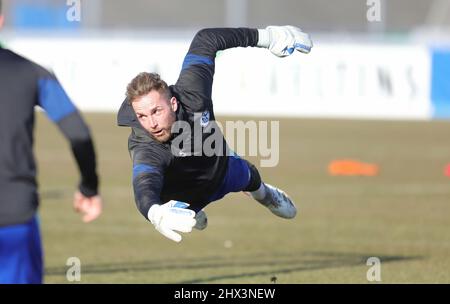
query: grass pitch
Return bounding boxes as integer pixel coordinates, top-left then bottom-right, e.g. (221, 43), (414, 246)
(35, 113), (450, 283)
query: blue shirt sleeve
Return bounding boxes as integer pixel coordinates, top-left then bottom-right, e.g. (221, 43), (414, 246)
(37, 77), (77, 122)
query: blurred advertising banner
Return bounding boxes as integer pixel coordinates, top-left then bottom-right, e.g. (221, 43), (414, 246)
(3, 34), (449, 119)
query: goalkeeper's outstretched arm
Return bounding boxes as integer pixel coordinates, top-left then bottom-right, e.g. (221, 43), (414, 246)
(131, 145), (196, 243)
(175, 26), (312, 102)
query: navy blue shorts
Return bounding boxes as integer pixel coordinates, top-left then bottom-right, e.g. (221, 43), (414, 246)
(207, 153), (251, 204)
(0, 215), (43, 284)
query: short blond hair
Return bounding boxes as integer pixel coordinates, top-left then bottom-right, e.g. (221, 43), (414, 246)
(126, 72), (171, 104)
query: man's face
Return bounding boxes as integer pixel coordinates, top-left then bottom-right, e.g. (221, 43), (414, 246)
(0, 15), (4, 30)
(132, 90), (178, 143)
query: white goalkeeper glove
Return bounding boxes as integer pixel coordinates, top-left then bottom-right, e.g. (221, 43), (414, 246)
(257, 25), (313, 57)
(147, 200), (196, 243)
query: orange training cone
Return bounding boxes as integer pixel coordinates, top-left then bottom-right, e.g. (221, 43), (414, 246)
(445, 164), (450, 177)
(328, 159), (379, 176)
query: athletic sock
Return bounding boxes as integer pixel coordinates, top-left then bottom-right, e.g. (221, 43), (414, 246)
(250, 183), (267, 201)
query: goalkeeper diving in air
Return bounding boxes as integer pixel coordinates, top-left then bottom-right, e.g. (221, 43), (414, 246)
(117, 26), (313, 242)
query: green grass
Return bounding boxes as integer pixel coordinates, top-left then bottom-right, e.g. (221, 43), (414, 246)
(35, 113), (450, 283)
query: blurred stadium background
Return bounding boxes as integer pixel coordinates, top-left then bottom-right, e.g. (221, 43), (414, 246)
(1, 0), (449, 283)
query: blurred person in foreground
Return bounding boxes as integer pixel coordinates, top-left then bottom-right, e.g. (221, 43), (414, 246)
(118, 26), (312, 242)
(0, 1), (102, 284)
